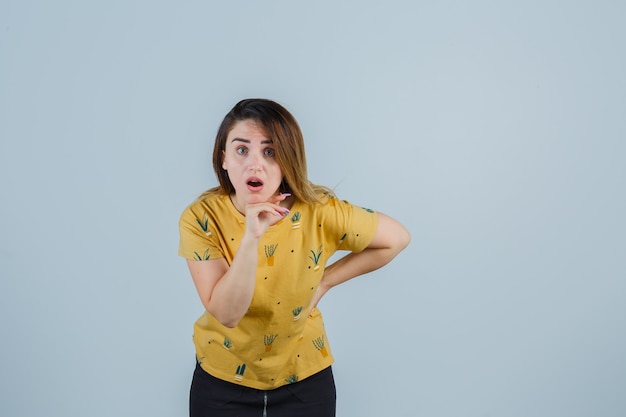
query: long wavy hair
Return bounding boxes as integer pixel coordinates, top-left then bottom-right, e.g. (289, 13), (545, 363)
(200, 98), (331, 204)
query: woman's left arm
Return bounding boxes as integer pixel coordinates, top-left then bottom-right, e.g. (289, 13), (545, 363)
(309, 212), (410, 313)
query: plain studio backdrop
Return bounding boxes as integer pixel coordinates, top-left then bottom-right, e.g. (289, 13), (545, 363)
(1, 1), (625, 416)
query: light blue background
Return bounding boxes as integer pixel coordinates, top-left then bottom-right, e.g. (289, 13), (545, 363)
(1, 1), (625, 416)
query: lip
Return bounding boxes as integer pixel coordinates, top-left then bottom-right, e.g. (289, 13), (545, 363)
(245, 176), (264, 192)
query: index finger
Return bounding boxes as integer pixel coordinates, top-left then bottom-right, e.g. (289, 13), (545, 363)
(270, 192), (291, 204)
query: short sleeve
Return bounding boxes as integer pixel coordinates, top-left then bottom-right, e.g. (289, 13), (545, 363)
(321, 197), (379, 253)
(178, 202), (225, 261)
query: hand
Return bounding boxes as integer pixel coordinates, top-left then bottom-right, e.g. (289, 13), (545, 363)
(243, 193), (291, 239)
(306, 281), (329, 317)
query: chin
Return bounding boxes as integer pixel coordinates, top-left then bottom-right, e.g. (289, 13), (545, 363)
(235, 185), (279, 205)
(244, 192), (271, 205)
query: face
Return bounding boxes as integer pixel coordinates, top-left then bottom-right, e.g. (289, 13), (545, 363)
(222, 119), (283, 210)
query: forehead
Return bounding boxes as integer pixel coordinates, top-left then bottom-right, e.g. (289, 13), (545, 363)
(226, 119), (269, 142)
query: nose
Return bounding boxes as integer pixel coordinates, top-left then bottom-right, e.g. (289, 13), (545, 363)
(248, 151), (263, 172)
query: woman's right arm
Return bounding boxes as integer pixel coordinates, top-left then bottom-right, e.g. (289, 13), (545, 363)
(186, 196), (290, 328)
(186, 232), (259, 328)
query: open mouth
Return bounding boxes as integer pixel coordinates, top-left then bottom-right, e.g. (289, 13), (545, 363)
(246, 177), (264, 190)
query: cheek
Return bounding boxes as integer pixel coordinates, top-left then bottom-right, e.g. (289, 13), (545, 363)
(271, 165), (284, 181)
(222, 153), (240, 172)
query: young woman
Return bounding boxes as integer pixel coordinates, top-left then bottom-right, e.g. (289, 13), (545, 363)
(179, 98), (410, 417)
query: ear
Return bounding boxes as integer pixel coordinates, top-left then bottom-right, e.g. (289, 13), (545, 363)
(221, 150), (227, 170)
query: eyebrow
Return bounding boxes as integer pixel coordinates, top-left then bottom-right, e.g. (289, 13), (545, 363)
(231, 138), (273, 144)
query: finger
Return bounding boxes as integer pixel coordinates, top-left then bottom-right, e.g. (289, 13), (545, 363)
(273, 206), (290, 216)
(270, 192), (291, 204)
(247, 202), (289, 217)
(264, 198), (291, 216)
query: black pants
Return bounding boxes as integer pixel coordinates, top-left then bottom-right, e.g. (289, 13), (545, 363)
(190, 362), (336, 417)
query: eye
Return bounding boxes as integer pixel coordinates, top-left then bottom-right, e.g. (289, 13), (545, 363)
(264, 148), (275, 157)
(236, 146), (248, 155)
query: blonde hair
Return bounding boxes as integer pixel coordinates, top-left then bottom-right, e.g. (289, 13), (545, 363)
(199, 98), (331, 203)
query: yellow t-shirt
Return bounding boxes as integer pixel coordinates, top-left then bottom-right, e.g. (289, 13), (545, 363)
(178, 192), (378, 390)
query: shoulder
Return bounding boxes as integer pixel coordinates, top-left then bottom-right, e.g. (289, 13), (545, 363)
(179, 193), (231, 226)
(300, 193), (377, 226)
(311, 192), (376, 215)
(182, 193), (228, 214)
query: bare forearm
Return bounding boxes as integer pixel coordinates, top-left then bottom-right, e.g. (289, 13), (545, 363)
(308, 246), (400, 312)
(207, 236), (259, 327)
(322, 247), (399, 291)
(310, 214), (410, 311)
